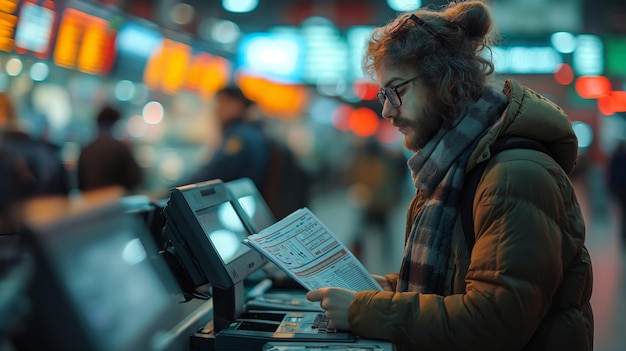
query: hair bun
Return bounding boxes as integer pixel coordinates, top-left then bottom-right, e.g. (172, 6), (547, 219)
(446, 1), (493, 40)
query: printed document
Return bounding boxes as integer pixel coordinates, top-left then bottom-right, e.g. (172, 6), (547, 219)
(243, 208), (383, 291)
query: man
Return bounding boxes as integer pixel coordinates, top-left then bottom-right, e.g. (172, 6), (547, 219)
(306, 1), (593, 350)
(180, 86), (310, 220)
(77, 105), (143, 193)
(180, 85), (271, 192)
(0, 93), (69, 198)
(0, 93), (69, 228)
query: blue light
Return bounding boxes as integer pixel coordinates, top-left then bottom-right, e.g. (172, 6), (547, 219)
(573, 34), (604, 76)
(117, 23), (163, 59)
(238, 33), (306, 83)
(551, 32), (577, 54)
(572, 121), (593, 149)
(387, 0), (422, 11)
(223, 0), (258, 13)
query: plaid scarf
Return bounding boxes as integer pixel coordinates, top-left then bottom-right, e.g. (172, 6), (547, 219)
(397, 88), (507, 294)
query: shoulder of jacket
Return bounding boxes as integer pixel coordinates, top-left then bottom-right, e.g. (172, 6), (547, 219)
(479, 151), (559, 195)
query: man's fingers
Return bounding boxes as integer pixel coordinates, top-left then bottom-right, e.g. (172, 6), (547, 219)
(326, 315), (336, 329)
(306, 288), (325, 301)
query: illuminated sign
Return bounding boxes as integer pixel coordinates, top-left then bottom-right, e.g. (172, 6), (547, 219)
(144, 39), (231, 97)
(143, 38), (191, 95)
(0, 0), (18, 52)
(238, 75), (309, 119)
(14, 0), (56, 59)
(186, 52), (230, 99)
(116, 22), (161, 60)
(573, 35), (604, 76)
(301, 22), (349, 84)
(113, 21), (161, 81)
(347, 26), (374, 80)
(238, 32), (305, 83)
(492, 46), (563, 74)
(604, 35), (626, 78)
(115, 20), (231, 97)
(53, 8), (118, 75)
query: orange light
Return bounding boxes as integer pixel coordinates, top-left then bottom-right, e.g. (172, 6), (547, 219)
(162, 40), (190, 94)
(0, 0), (18, 13)
(0, 0), (18, 52)
(598, 91), (626, 115)
(598, 96), (615, 116)
(54, 9), (83, 69)
(77, 17), (109, 74)
(187, 53), (230, 100)
(349, 107), (379, 137)
(144, 39), (191, 94)
(352, 78), (379, 101)
(575, 76), (611, 99)
(143, 41), (165, 90)
(237, 75), (309, 119)
(553, 63), (574, 85)
(54, 8), (116, 75)
(611, 91), (626, 112)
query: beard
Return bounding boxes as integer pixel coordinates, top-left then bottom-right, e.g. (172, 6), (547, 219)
(397, 100), (445, 152)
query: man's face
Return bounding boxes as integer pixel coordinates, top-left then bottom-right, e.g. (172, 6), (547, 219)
(215, 93), (246, 126)
(376, 65), (443, 151)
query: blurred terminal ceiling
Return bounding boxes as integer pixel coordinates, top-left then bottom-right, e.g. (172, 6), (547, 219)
(119, 0), (626, 36)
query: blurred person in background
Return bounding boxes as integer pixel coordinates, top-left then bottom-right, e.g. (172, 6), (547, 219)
(251, 101), (311, 221)
(179, 86), (270, 190)
(179, 85), (309, 220)
(0, 92), (69, 234)
(306, 1), (593, 350)
(1, 94), (64, 347)
(0, 148), (34, 235)
(77, 105), (143, 194)
(608, 139), (626, 244)
(343, 137), (407, 258)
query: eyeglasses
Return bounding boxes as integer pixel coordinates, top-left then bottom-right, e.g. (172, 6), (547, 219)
(377, 76), (418, 108)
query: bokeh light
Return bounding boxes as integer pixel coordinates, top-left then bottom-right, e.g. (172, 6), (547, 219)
(29, 62), (49, 81)
(223, 0), (257, 13)
(553, 63), (574, 85)
(331, 105), (354, 131)
(572, 121), (593, 149)
(349, 108), (379, 137)
(115, 80), (136, 102)
(575, 76), (611, 99)
(6, 58), (23, 76)
(551, 32), (577, 54)
(142, 101), (165, 125)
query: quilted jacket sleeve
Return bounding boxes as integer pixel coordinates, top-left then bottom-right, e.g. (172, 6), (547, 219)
(349, 151), (566, 350)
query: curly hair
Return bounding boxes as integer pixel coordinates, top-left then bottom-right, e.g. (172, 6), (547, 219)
(363, 1), (498, 126)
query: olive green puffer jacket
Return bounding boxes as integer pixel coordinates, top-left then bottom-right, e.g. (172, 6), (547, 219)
(349, 79), (593, 350)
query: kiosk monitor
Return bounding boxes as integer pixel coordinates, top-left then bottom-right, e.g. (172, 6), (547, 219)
(163, 179), (267, 290)
(23, 199), (183, 351)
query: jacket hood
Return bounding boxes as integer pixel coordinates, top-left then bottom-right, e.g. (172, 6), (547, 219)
(468, 79), (579, 174)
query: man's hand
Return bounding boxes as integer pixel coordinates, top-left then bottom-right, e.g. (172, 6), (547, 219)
(306, 287), (356, 331)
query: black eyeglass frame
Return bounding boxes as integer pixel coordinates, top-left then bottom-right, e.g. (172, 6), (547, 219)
(377, 75), (419, 108)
